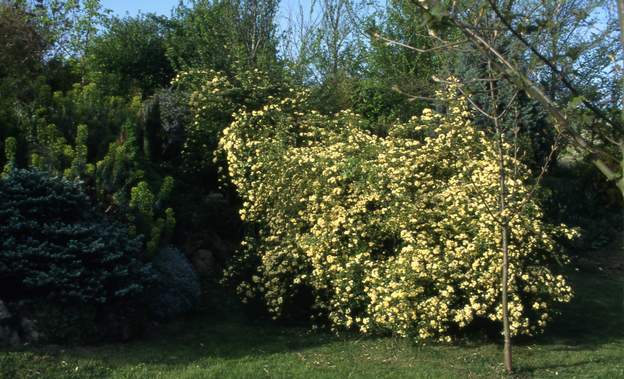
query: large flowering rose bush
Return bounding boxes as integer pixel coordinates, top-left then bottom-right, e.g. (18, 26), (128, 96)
(218, 79), (577, 340)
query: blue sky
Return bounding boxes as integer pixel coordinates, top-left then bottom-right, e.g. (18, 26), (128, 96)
(100, 0), (315, 34)
(101, 0), (179, 17)
(101, 0), (314, 19)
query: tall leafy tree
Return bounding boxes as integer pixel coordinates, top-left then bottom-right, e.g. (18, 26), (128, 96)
(0, 1), (49, 164)
(166, 0), (281, 75)
(86, 14), (174, 96)
(236, 0), (280, 68)
(307, 0), (369, 113)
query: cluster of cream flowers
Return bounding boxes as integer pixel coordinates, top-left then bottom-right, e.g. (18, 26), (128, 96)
(172, 68), (280, 175)
(219, 78), (577, 340)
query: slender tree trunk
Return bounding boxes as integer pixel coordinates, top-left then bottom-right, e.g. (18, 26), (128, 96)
(618, 0), (624, 50)
(489, 57), (512, 373)
(617, 152), (624, 202)
(501, 222), (512, 373)
(617, 0), (624, 202)
(497, 126), (512, 374)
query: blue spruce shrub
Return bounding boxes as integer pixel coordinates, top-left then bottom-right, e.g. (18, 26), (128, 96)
(0, 169), (156, 342)
(148, 246), (201, 321)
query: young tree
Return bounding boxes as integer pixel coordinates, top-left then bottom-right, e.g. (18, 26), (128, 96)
(304, 0), (370, 112)
(409, 0), (623, 200)
(369, 2), (587, 372)
(236, 0), (280, 67)
(443, 71), (560, 374)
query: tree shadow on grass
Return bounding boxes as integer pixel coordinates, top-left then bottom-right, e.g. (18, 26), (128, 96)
(2, 269), (622, 373)
(512, 356), (623, 379)
(1, 307), (347, 370)
(518, 270), (624, 349)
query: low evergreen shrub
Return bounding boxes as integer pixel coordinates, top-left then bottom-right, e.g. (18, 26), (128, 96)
(0, 169), (155, 343)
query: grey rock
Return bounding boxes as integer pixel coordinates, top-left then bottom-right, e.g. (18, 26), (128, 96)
(205, 231), (230, 262)
(192, 249), (216, 276)
(204, 192), (225, 202)
(0, 325), (11, 345)
(9, 330), (21, 347)
(0, 300), (11, 321)
(20, 318), (39, 342)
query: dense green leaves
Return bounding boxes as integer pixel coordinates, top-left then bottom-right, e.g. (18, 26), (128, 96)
(87, 14), (174, 96)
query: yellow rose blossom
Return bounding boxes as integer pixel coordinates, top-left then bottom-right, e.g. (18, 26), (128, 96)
(219, 78), (576, 340)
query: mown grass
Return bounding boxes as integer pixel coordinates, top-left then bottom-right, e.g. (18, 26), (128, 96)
(1, 267), (622, 379)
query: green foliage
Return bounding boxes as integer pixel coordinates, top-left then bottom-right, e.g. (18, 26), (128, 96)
(4, 79), (135, 169)
(67, 123), (93, 179)
(96, 122), (176, 254)
(129, 180), (176, 255)
(43, 82), (136, 159)
(159, 175), (174, 201)
(302, 0), (369, 114)
(26, 122), (74, 176)
(348, 80), (416, 134)
(5, 121), (95, 181)
(0, 169), (155, 342)
(130, 181), (156, 218)
(166, 0), (280, 75)
(0, 2), (49, 158)
(95, 121), (143, 201)
(366, 0), (442, 98)
(36, 0), (109, 60)
(166, 0), (239, 72)
(86, 14), (174, 96)
(2, 137), (17, 177)
(147, 246), (201, 321)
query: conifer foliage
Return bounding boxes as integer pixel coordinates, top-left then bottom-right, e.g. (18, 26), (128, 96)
(0, 169), (155, 341)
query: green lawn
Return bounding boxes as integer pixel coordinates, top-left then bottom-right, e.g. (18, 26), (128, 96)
(1, 268), (622, 379)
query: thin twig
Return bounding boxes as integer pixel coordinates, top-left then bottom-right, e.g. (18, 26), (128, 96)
(371, 32), (468, 53)
(391, 85), (447, 102)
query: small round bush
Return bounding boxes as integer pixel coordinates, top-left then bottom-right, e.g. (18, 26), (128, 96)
(147, 246), (201, 321)
(0, 169), (155, 342)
